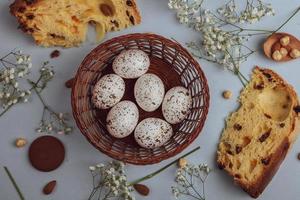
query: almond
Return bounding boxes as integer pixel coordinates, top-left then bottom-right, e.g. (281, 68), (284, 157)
(133, 184), (150, 196)
(43, 180), (57, 195)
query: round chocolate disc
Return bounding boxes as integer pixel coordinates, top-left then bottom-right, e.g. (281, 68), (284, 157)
(29, 136), (65, 172)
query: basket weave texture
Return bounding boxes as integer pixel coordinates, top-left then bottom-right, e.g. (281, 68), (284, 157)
(71, 33), (210, 165)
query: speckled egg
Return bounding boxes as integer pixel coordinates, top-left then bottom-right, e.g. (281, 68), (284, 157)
(92, 74), (125, 109)
(112, 49), (150, 79)
(134, 73), (165, 112)
(162, 86), (192, 124)
(106, 101), (139, 138)
(134, 118), (173, 149)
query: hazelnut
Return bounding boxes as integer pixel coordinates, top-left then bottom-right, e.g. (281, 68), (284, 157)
(280, 36), (290, 46)
(272, 50), (282, 61)
(289, 48), (300, 58)
(178, 158), (187, 168)
(223, 90), (232, 99)
(279, 48), (288, 57)
(15, 138), (27, 148)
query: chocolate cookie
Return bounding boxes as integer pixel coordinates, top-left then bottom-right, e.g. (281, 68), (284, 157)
(29, 136), (65, 172)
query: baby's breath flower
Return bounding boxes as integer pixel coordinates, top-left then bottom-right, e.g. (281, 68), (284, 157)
(88, 161), (135, 200)
(172, 163), (212, 200)
(89, 166), (96, 171)
(168, 0), (278, 86)
(0, 50), (73, 133)
(0, 50), (33, 116)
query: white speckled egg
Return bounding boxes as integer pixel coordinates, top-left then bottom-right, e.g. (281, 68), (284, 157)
(162, 86), (192, 124)
(134, 118), (173, 149)
(106, 101), (139, 138)
(92, 74), (125, 109)
(112, 49), (150, 79)
(134, 73), (165, 112)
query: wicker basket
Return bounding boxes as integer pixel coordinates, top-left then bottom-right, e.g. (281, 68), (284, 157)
(71, 33), (210, 165)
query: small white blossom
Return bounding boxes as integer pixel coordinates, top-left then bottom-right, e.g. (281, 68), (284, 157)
(12, 99), (18, 104)
(14, 82), (18, 88)
(18, 72), (24, 77)
(7, 100), (12, 106)
(16, 57), (23, 64)
(172, 163), (212, 199)
(88, 161), (134, 200)
(10, 68), (15, 74)
(89, 166), (96, 171)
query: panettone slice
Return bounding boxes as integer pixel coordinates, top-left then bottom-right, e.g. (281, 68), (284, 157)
(217, 67), (300, 198)
(10, 0), (141, 47)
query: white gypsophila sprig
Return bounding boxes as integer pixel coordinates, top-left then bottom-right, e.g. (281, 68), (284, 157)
(27, 62), (73, 135)
(0, 50), (73, 134)
(88, 161), (135, 200)
(0, 50), (32, 116)
(239, 0), (275, 23)
(168, 0), (276, 86)
(172, 163), (212, 200)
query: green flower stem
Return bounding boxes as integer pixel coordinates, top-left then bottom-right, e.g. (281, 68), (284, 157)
(1, 59), (17, 66)
(3, 166), (25, 200)
(212, 13), (272, 33)
(33, 87), (48, 109)
(0, 104), (13, 117)
(31, 84), (68, 127)
(129, 146), (200, 186)
(273, 6), (300, 34)
(0, 74), (44, 118)
(242, 28), (273, 32)
(237, 73), (246, 88)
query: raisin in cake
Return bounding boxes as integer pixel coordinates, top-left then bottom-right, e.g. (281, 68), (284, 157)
(217, 67), (300, 198)
(10, 0), (141, 47)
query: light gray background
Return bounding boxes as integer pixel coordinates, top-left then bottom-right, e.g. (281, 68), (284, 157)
(1, 0), (300, 199)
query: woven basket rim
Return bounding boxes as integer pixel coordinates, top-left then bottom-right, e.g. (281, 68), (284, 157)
(71, 33), (210, 165)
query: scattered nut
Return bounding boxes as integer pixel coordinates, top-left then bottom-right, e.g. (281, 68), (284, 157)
(133, 184), (150, 196)
(178, 158), (187, 168)
(223, 90), (232, 99)
(289, 49), (300, 58)
(43, 180), (57, 195)
(279, 48), (288, 57)
(280, 36), (290, 46)
(15, 138), (27, 148)
(272, 50), (282, 61)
